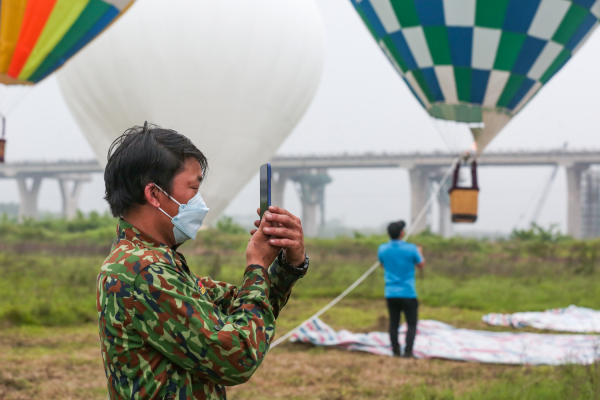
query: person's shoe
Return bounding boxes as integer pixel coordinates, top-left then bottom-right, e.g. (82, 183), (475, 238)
(402, 351), (416, 359)
(392, 347), (401, 357)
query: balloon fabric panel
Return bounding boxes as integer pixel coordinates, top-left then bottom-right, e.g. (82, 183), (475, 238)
(18, 0), (90, 81)
(28, 0), (115, 82)
(8, 0), (59, 78)
(0, 0), (29, 73)
(351, 0), (600, 124)
(0, 0), (134, 85)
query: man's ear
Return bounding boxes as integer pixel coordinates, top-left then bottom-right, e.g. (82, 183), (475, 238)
(144, 184), (161, 208)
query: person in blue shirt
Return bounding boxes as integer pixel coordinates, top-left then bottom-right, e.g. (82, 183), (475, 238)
(378, 220), (425, 358)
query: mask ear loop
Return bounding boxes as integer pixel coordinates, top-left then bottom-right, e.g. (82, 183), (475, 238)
(153, 184), (182, 219)
(158, 207), (174, 220)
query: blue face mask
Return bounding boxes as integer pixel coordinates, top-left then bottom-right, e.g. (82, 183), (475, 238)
(155, 184), (210, 244)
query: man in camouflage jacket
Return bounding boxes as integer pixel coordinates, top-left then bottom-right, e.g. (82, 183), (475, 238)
(97, 124), (308, 399)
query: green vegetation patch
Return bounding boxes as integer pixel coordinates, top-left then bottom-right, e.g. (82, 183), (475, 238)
(0, 214), (600, 328)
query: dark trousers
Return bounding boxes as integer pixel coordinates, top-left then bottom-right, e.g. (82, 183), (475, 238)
(387, 297), (419, 354)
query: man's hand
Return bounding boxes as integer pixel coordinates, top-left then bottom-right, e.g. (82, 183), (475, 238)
(251, 206), (305, 267)
(246, 211), (280, 268)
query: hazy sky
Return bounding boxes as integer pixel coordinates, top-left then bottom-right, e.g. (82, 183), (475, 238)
(1, 0), (600, 235)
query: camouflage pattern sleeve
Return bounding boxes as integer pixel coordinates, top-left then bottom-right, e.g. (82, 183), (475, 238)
(199, 257), (306, 320)
(267, 257), (307, 318)
(132, 263), (274, 386)
(199, 277), (238, 315)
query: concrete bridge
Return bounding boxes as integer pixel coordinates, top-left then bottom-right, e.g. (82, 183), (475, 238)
(2, 149), (600, 238)
(0, 160), (100, 221)
(271, 149), (600, 238)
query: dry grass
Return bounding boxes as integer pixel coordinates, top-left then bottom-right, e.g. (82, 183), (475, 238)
(0, 324), (519, 400)
(228, 347), (517, 400)
(0, 299), (561, 400)
(0, 327), (106, 399)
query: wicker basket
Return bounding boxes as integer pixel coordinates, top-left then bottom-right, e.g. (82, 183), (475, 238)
(450, 188), (479, 223)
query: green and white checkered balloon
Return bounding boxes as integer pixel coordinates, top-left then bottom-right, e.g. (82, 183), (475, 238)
(351, 0), (600, 151)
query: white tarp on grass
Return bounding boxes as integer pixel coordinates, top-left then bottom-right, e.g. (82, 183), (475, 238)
(289, 318), (600, 365)
(482, 306), (600, 333)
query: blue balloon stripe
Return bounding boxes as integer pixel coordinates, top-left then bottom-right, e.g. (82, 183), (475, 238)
(447, 27), (472, 68)
(414, 0), (445, 27)
(573, 0), (596, 10)
(359, 0), (388, 38)
(512, 36), (547, 75)
(470, 69), (490, 105)
(565, 13), (598, 50)
(389, 31), (419, 71)
(507, 78), (536, 110)
(403, 76), (427, 109)
(421, 67), (445, 102)
(503, 0), (542, 34)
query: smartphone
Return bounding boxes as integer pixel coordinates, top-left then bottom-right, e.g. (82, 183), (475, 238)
(260, 163), (271, 219)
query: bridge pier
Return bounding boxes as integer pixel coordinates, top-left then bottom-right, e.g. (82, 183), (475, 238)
(431, 170), (452, 238)
(15, 174), (92, 221)
(271, 172), (288, 208)
(289, 169), (332, 237)
(409, 166), (440, 235)
(566, 164), (589, 239)
(58, 174), (92, 220)
(17, 176), (42, 221)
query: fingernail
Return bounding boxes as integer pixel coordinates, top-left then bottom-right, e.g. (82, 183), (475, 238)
(270, 239), (276, 244)
(264, 228), (271, 233)
(266, 214), (273, 219)
(269, 206), (275, 210)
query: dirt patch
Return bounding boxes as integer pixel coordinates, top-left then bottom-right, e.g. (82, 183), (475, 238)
(0, 346), (106, 400)
(228, 346), (517, 400)
(0, 304), (560, 400)
(0, 324), (520, 400)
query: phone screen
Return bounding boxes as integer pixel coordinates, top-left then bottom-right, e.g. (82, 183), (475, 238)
(260, 163), (271, 218)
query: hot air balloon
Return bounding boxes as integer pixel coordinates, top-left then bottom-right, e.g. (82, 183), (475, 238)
(58, 0), (325, 226)
(351, 0), (599, 222)
(0, 0), (135, 162)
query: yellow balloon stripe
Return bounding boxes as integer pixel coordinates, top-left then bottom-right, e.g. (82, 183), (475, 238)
(0, 0), (29, 74)
(19, 0), (89, 80)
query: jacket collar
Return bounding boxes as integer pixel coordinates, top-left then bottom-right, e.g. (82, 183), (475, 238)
(117, 218), (166, 249)
(115, 219), (187, 270)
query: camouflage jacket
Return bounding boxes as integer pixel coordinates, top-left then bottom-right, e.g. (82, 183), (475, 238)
(97, 220), (306, 400)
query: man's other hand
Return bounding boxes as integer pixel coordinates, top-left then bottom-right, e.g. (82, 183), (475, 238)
(246, 211), (280, 268)
(251, 206), (305, 267)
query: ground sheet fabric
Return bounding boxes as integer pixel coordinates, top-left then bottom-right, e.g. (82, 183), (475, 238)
(482, 306), (600, 333)
(289, 318), (600, 365)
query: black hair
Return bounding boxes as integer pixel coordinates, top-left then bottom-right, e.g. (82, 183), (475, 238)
(104, 122), (208, 217)
(387, 220), (406, 239)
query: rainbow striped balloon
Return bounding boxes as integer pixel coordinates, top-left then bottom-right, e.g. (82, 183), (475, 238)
(350, 0), (600, 151)
(0, 0), (134, 85)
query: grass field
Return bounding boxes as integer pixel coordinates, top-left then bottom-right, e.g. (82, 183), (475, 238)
(2, 299), (599, 400)
(1, 216), (599, 399)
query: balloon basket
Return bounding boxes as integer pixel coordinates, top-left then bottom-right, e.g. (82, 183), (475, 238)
(448, 159), (479, 224)
(0, 138), (5, 163)
(450, 188), (479, 223)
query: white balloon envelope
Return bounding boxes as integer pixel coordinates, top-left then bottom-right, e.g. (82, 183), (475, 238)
(58, 0), (325, 225)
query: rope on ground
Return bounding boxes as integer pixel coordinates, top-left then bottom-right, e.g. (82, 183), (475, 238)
(270, 157), (461, 349)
